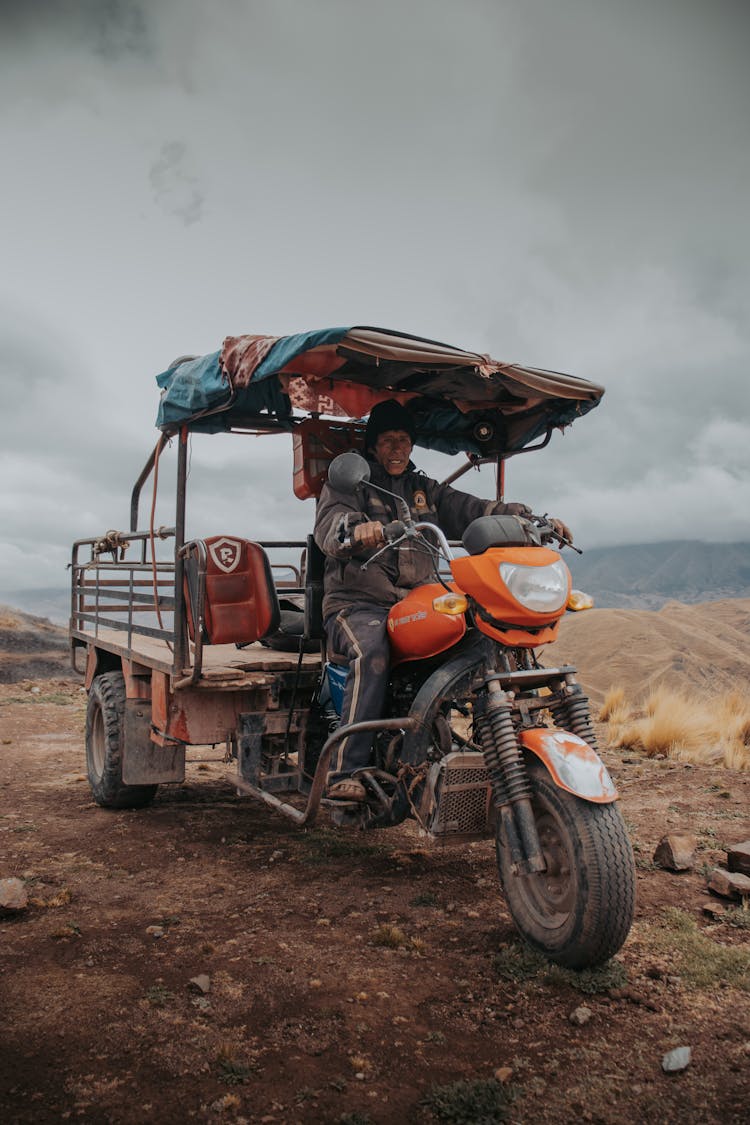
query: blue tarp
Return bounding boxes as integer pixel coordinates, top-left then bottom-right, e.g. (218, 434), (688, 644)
(155, 327), (351, 432)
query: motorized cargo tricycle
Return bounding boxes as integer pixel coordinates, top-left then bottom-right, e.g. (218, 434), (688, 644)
(70, 325), (636, 969)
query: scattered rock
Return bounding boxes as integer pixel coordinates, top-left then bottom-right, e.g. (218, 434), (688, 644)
(0, 878), (28, 915)
(727, 841), (750, 878)
(707, 868), (750, 901)
(189, 974), (211, 994)
(569, 1006), (593, 1026)
(494, 1066), (514, 1083)
(662, 1046), (691, 1073)
(269, 850), (284, 863)
(653, 834), (695, 871)
(145, 925), (165, 939)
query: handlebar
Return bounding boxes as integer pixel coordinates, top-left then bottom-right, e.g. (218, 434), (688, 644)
(343, 514), (580, 558)
(340, 519), (407, 551)
(384, 519), (407, 542)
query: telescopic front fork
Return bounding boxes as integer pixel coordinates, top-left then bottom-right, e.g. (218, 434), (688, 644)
(549, 675), (599, 750)
(477, 671), (546, 875)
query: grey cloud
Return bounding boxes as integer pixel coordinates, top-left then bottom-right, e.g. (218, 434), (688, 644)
(149, 140), (205, 226)
(0, 0), (152, 58)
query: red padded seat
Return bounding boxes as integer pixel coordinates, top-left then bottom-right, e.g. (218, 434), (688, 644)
(184, 536), (280, 646)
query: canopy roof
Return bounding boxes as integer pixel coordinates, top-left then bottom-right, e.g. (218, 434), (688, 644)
(156, 325), (604, 455)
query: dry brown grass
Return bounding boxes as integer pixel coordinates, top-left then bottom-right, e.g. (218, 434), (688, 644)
(598, 686), (628, 724)
(604, 684), (750, 770)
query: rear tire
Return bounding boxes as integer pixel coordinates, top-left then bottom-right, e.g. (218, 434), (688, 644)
(496, 758), (635, 969)
(86, 671), (158, 809)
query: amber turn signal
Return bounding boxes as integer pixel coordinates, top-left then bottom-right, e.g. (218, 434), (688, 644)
(432, 592), (469, 615)
(567, 589), (594, 611)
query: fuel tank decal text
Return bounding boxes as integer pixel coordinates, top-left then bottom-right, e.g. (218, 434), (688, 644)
(388, 609), (428, 630)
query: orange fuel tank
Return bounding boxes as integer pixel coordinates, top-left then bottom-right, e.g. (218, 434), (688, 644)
(386, 583), (466, 665)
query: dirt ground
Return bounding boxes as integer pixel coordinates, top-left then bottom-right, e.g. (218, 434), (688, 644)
(1, 680), (749, 1125)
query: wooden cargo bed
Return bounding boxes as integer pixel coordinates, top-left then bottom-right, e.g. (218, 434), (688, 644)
(71, 625), (322, 684)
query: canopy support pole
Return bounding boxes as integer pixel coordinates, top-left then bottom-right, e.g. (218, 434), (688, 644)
(173, 427), (189, 678)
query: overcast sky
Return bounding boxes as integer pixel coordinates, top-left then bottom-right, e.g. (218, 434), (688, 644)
(1, 0), (749, 593)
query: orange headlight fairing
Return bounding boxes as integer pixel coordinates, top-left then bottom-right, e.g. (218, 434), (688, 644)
(451, 547), (571, 626)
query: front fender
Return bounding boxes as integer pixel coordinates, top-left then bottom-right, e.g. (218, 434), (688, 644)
(401, 633), (491, 765)
(519, 728), (618, 804)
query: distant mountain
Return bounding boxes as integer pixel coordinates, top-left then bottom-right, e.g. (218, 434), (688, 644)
(2, 541), (750, 620)
(0, 588), (71, 626)
(566, 540), (750, 609)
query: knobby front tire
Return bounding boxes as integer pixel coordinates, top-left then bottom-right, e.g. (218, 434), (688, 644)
(495, 758), (635, 969)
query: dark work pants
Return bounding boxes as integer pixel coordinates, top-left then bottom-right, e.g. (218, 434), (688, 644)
(324, 605), (391, 783)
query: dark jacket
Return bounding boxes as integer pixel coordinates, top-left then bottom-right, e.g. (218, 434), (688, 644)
(314, 458), (526, 620)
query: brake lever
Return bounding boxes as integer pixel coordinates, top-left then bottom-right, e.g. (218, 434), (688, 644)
(537, 512), (582, 555)
(360, 531), (410, 570)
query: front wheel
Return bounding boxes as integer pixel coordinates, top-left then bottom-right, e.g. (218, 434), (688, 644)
(86, 671), (158, 809)
(495, 759), (635, 969)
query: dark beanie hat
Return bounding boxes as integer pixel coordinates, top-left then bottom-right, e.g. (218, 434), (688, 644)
(364, 399), (416, 450)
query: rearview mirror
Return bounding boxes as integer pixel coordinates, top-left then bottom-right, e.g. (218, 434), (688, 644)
(327, 451), (371, 494)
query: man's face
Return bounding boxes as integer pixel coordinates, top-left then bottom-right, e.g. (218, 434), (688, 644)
(372, 429), (413, 476)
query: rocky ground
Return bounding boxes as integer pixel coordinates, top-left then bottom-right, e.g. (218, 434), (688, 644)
(1, 678), (749, 1124)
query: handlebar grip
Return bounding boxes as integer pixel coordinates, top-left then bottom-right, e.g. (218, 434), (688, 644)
(383, 520), (406, 542)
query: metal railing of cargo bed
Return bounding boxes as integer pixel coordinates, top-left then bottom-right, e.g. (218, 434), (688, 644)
(69, 530), (311, 676)
(70, 528), (178, 663)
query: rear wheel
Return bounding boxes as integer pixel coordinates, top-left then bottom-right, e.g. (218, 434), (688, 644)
(495, 759), (635, 969)
(86, 671), (158, 809)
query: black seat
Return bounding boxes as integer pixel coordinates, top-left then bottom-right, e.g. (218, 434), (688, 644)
(303, 534), (326, 642)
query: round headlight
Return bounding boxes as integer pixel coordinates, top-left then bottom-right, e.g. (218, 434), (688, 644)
(498, 560), (569, 613)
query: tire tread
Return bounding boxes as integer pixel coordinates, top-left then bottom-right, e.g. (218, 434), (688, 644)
(86, 671), (157, 809)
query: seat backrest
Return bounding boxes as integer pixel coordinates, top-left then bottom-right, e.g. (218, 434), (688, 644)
(303, 534), (326, 641)
(184, 536), (280, 646)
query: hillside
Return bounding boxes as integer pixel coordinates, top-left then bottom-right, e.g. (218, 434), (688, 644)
(567, 540), (750, 609)
(546, 596), (750, 706)
(0, 606), (73, 682)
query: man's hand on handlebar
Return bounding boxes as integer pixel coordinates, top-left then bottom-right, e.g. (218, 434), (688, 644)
(504, 502), (533, 518)
(525, 512), (575, 547)
(549, 517), (573, 544)
(352, 520), (385, 550)
(505, 503), (574, 547)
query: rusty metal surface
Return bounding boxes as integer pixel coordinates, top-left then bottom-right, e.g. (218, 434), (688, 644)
(122, 699), (185, 784)
(519, 728), (618, 803)
(419, 751), (493, 837)
(231, 717), (417, 828)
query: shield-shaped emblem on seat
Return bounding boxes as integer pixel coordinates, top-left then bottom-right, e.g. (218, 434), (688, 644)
(208, 537), (243, 574)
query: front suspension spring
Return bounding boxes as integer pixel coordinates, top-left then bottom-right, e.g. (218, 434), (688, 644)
(551, 686), (599, 751)
(476, 691), (532, 809)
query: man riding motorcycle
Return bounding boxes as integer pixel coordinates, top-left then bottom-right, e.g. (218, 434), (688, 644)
(314, 399), (572, 802)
